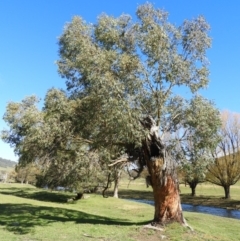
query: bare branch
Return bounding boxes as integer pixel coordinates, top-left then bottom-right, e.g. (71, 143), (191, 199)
(108, 157), (129, 167)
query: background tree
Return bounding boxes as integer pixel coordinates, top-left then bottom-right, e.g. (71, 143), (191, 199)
(15, 162), (40, 184)
(1, 95), (42, 162)
(174, 97), (220, 196)
(8, 169), (17, 183)
(56, 3), (220, 226)
(1, 89), (108, 197)
(207, 110), (240, 199)
(180, 155), (210, 196)
(0, 170), (8, 183)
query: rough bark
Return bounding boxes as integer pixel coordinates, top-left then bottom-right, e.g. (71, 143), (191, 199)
(146, 157), (184, 225)
(141, 116), (185, 225)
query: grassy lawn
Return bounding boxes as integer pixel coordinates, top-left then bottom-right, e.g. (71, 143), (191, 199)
(0, 182), (240, 241)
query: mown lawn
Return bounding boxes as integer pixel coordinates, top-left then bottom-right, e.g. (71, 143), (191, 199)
(0, 183), (240, 241)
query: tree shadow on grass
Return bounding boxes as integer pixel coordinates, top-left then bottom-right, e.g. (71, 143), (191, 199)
(116, 189), (153, 200)
(0, 188), (74, 203)
(0, 187), (154, 203)
(0, 203), (148, 235)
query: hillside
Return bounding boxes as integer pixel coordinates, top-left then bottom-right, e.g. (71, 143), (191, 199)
(0, 157), (17, 168)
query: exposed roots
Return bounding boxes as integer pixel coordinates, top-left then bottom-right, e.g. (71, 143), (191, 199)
(144, 218), (194, 232)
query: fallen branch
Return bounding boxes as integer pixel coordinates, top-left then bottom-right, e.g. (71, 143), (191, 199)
(143, 224), (164, 231)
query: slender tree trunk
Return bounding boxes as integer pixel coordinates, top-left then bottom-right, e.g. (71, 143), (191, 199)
(141, 116), (185, 226)
(113, 181), (119, 198)
(224, 185), (230, 199)
(191, 186), (196, 197)
(3, 173), (7, 183)
(113, 170), (122, 198)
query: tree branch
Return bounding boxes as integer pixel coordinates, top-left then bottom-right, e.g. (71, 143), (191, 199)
(108, 157), (129, 167)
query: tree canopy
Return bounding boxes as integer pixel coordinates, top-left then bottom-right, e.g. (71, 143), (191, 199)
(56, 3), (220, 172)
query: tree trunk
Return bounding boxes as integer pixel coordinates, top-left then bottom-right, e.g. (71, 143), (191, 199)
(74, 192), (84, 200)
(141, 116), (185, 225)
(113, 181), (119, 198)
(146, 157), (184, 225)
(113, 170), (121, 198)
(191, 186), (196, 197)
(189, 181), (197, 197)
(3, 173), (7, 183)
(224, 185), (230, 199)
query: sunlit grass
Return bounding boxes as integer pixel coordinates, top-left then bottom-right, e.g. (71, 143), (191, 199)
(180, 182), (240, 199)
(0, 166), (13, 172)
(0, 182), (240, 240)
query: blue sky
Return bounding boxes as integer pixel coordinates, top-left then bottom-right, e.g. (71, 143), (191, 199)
(1, 1), (240, 161)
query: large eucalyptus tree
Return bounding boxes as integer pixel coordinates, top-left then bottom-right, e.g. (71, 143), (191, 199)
(57, 3), (220, 225)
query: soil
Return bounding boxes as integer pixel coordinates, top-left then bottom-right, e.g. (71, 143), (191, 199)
(130, 227), (168, 241)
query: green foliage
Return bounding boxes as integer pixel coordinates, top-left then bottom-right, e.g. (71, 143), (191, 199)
(170, 96), (221, 195)
(15, 162), (40, 184)
(1, 89), (108, 192)
(1, 96), (42, 163)
(57, 2), (215, 155)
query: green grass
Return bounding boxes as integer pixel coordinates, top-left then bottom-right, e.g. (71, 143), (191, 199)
(0, 182), (240, 241)
(180, 181), (240, 199)
(0, 166), (13, 172)
(180, 182), (240, 210)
